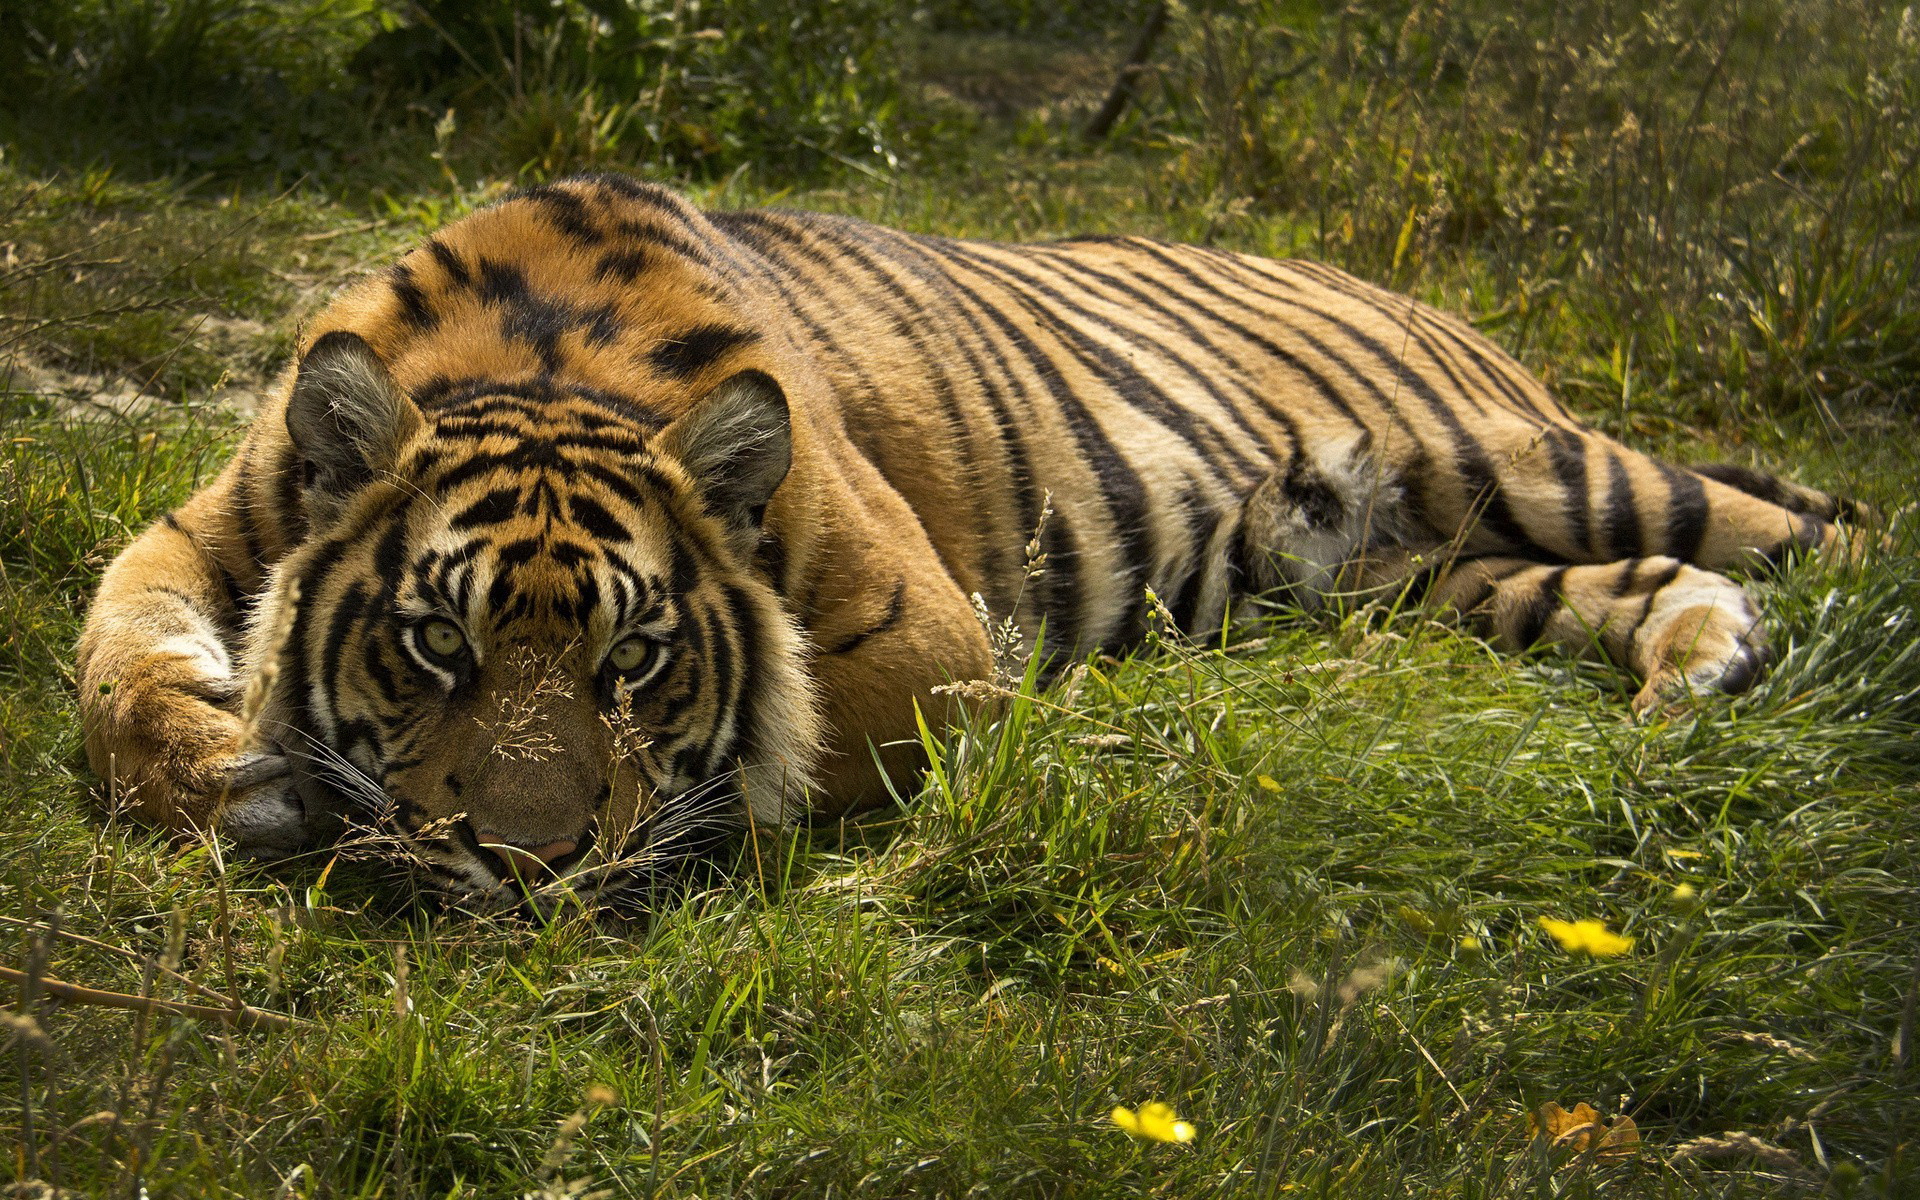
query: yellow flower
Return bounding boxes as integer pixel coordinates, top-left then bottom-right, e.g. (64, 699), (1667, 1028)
(1537, 917), (1633, 957)
(1111, 1102), (1196, 1143)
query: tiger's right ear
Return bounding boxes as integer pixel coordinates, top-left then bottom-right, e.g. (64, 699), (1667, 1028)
(285, 331), (423, 500)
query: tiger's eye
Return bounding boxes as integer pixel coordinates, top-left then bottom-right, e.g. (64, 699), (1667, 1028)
(421, 619), (467, 659)
(608, 637), (653, 674)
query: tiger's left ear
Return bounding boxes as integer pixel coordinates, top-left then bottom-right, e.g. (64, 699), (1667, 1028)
(658, 369), (792, 544)
(285, 331), (423, 507)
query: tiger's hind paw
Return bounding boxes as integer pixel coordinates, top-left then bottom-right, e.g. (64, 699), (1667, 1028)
(1630, 634), (1768, 717)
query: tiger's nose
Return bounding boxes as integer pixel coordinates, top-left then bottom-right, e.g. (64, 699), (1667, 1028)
(489, 839), (579, 880)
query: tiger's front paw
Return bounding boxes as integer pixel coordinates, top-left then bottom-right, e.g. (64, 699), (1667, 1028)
(217, 750), (311, 861)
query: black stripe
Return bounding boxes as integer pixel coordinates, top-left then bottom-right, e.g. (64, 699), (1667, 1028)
(1163, 488), (1226, 633)
(594, 248), (651, 283)
(697, 600), (737, 773)
(1654, 462), (1710, 562)
(1638, 559), (1686, 598)
(278, 582), (318, 736)
(566, 172), (703, 229)
(575, 460), (670, 512)
(607, 216), (717, 270)
(1262, 260), (1499, 422)
(567, 494), (632, 542)
(450, 486), (522, 530)
(582, 302), (622, 348)
(371, 504), (413, 597)
(665, 528), (702, 603)
(1543, 429), (1594, 559)
(1110, 240), (1382, 436)
(428, 542), (482, 608)
(715, 583), (763, 771)
(414, 377), (666, 430)
(518, 183), (605, 244)
(1627, 560), (1688, 643)
(388, 262), (437, 331)
(647, 324), (760, 380)
(1273, 260), (1565, 424)
(825, 578), (908, 656)
(1601, 452), (1642, 559)
(1610, 558), (1648, 598)
(568, 571), (602, 626)
(602, 558), (638, 624)
(477, 258), (586, 374)
(361, 623), (404, 704)
(494, 536), (544, 570)
(317, 581), (371, 740)
(425, 238), (473, 290)
(1510, 565), (1568, 649)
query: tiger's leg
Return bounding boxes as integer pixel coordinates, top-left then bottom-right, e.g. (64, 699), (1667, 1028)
(1472, 423), (1865, 574)
(785, 476), (997, 817)
(1686, 461), (1878, 565)
(805, 584), (994, 815)
(76, 461), (306, 856)
(1405, 553), (1767, 713)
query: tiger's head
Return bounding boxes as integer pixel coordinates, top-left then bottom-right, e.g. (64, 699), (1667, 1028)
(247, 330), (822, 908)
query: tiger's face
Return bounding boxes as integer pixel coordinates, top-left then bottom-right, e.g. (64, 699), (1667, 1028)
(250, 331), (821, 908)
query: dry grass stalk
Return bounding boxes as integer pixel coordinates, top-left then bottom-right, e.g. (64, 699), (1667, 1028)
(1, 1008), (55, 1056)
(1669, 1130), (1821, 1181)
(489, 646), (577, 763)
(0, 965), (305, 1032)
(523, 1087), (618, 1200)
(0, 913), (236, 1008)
(1725, 1031), (1817, 1060)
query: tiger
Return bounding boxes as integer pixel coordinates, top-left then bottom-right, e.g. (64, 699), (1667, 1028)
(75, 171), (1862, 907)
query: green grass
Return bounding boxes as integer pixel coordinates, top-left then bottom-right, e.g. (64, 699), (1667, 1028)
(4, 2), (1919, 1195)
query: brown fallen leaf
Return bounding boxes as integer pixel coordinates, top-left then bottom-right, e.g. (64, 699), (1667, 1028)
(1529, 1101), (1642, 1164)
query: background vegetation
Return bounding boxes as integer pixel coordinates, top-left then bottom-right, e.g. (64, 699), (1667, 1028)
(3, 0), (1916, 1196)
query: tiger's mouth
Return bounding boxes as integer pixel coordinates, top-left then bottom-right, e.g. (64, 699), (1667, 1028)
(280, 738), (747, 915)
(492, 777), (753, 915)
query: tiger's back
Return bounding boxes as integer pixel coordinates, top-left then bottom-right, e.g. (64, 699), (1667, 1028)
(701, 204), (1840, 646)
